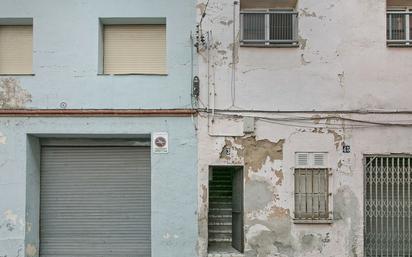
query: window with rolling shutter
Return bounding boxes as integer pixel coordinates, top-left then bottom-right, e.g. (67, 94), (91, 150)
(103, 24), (167, 75)
(0, 25), (33, 74)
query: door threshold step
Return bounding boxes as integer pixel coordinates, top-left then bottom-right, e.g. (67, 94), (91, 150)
(209, 230), (232, 234)
(209, 238), (232, 243)
(209, 221), (232, 226)
(209, 215), (232, 218)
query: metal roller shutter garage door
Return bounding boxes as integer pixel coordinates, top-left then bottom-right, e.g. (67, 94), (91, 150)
(40, 145), (151, 257)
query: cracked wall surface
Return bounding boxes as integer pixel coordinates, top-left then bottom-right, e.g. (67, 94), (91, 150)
(198, 113), (412, 257)
(196, 1), (412, 254)
(197, 0), (411, 112)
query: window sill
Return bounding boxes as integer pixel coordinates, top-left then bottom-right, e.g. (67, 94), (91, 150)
(0, 74), (35, 76)
(293, 219), (333, 224)
(98, 73), (168, 76)
(240, 43), (299, 48)
(387, 43), (412, 47)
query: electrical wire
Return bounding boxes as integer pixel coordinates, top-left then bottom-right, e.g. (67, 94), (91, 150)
(199, 0), (210, 28)
(197, 109), (412, 129)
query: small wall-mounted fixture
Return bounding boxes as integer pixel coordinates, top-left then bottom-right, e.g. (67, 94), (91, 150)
(243, 116), (255, 133)
(193, 76), (200, 99)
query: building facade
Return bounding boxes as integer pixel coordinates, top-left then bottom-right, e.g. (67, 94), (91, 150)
(196, 0), (412, 257)
(1, 0), (412, 257)
(0, 1), (198, 257)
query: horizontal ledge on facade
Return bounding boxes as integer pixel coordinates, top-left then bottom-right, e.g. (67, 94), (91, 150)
(0, 109), (197, 117)
(387, 44), (412, 47)
(198, 108), (412, 114)
(97, 73), (168, 76)
(293, 219), (333, 224)
(0, 74), (35, 76)
(240, 43), (299, 48)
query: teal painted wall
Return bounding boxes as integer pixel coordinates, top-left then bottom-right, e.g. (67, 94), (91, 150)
(0, 0), (195, 109)
(0, 0), (198, 256)
(0, 117), (198, 257)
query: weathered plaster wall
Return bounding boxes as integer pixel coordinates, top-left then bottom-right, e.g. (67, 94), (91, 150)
(197, 0), (412, 111)
(196, 1), (412, 255)
(0, 0), (195, 109)
(198, 113), (412, 257)
(0, 117), (197, 257)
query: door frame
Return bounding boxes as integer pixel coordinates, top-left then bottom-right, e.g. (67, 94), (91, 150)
(208, 165), (245, 253)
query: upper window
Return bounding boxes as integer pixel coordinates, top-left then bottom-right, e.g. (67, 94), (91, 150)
(387, 8), (412, 46)
(103, 24), (167, 75)
(0, 25), (33, 74)
(294, 152), (331, 223)
(240, 9), (298, 47)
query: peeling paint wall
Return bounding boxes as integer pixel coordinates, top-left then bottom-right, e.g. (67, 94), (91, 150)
(198, 114), (412, 257)
(197, 0), (412, 111)
(0, 78), (32, 109)
(196, 0), (412, 256)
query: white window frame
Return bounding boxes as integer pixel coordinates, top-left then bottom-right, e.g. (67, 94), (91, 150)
(387, 7), (412, 46)
(240, 9), (299, 47)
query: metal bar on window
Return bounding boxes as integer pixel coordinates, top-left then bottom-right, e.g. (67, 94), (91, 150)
(265, 12), (270, 46)
(305, 168), (308, 218)
(311, 168), (314, 219)
(318, 169), (321, 219)
(406, 14), (410, 43)
(240, 13), (244, 42)
(326, 168), (329, 219)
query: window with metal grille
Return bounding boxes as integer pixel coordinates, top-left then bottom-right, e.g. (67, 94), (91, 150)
(294, 152), (331, 222)
(387, 8), (412, 46)
(294, 168), (330, 221)
(240, 10), (298, 47)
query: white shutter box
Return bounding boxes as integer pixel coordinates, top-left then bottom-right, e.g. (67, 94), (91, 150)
(295, 152), (327, 167)
(296, 152), (309, 167)
(0, 25), (33, 74)
(313, 153), (326, 167)
(103, 24), (167, 75)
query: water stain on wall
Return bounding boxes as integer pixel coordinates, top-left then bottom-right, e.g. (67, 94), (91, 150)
(25, 244), (37, 257)
(333, 186), (361, 257)
(221, 136), (284, 172)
